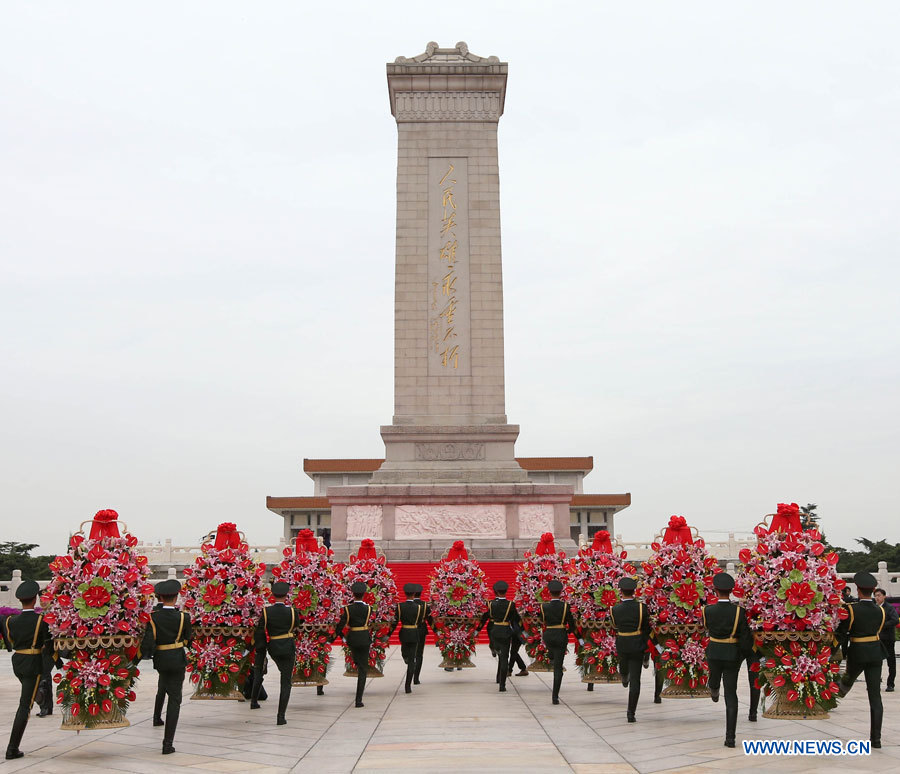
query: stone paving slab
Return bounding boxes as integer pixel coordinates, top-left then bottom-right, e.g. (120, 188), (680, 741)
(0, 646), (897, 773)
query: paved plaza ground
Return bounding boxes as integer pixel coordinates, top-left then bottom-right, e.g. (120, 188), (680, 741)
(1, 646), (897, 773)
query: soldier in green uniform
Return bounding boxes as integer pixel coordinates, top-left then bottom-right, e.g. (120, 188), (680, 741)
(140, 579), (192, 755)
(610, 576), (651, 722)
(702, 572), (753, 748)
(411, 584), (432, 683)
(335, 581), (372, 708)
(250, 580), (297, 725)
(476, 580), (521, 693)
(837, 571), (885, 748)
(2, 580), (51, 760)
(392, 583), (426, 693)
(540, 579), (581, 705)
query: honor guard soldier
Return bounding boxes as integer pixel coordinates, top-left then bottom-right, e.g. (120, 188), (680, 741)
(411, 584), (432, 684)
(3, 580), (50, 760)
(477, 580), (521, 692)
(336, 581), (372, 707)
(540, 580), (581, 705)
(874, 587), (898, 692)
(837, 571), (885, 748)
(140, 579), (192, 755)
(610, 576), (652, 722)
(702, 573), (754, 748)
(250, 580), (297, 725)
(392, 584), (426, 693)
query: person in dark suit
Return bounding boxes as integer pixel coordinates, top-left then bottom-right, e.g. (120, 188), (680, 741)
(392, 584), (426, 693)
(140, 579), (193, 755)
(476, 580), (521, 692)
(702, 573), (754, 748)
(540, 580), (581, 705)
(335, 581), (372, 708)
(3, 580), (51, 760)
(610, 576), (652, 722)
(149, 598), (167, 725)
(250, 581), (297, 725)
(411, 584), (432, 683)
(837, 572), (886, 748)
(874, 588), (897, 692)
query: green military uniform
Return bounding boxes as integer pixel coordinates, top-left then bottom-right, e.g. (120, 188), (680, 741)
(393, 584), (426, 693)
(477, 581), (521, 692)
(837, 572), (885, 748)
(702, 573), (754, 748)
(251, 582), (297, 725)
(336, 582), (372, 707)
(540, 580), (580, 705)
(610, 577), (651, 722)
(140, 580), (192, 754)
(412, 585), (431, 684)
(3, 581), (51, 760)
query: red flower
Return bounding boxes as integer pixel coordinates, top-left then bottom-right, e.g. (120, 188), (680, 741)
(785, 582), (815, 608)
(82, 585), (111, 608)
(203, 582), (227, 608)
(600, 589), (618, 608)
(295, 589), (313, 610)
(786, 689), (799, 702)
(451, 585), (467, 601)
(674, 583), (699, 607)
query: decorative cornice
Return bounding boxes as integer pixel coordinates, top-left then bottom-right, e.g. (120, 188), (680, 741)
(393, 41), (500, 65)
(394, 90), (502, 122)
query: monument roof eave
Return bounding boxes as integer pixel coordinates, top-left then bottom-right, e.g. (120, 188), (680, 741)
(572, 493), (632, 512)
(302, 456), (595, 475)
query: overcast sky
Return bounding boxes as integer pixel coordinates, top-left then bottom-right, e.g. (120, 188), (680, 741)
(2, 2), (898, 557)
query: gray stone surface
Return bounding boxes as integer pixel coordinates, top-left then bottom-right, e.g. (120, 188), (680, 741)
(2, 646), (896, 773)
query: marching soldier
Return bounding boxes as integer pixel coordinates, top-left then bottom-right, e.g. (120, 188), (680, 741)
(335, 581), (372, 707)
(610, 576), (651, 722)
(837, 571), (885, 748)
(702, 573), (753, 748)
(140, 579), (192, 755)
(250, 580), (297, 725)
(392, 584), (425, 693)
(540, 579), (581, 705)
(476, 580), (521, 692)
(411, 584), (432, 683)
(3, 580), (51, 760)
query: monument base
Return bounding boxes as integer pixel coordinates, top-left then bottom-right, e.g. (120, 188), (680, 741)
(328, 482), (576, 561)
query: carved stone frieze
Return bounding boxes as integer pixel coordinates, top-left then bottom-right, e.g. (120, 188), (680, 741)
(394, 91), (502, 122)
(346, 505), (382, 540)
(414, 442), (484, 462)
(394, 504), (505, 539)
(518, 504), (555, 539)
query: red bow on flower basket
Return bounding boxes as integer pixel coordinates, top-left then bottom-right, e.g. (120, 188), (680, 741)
(535, 532), (556, 555)
(356, 539), (377, 560)
(89, 509), (121, 540)
(591, 530), (613, 553)
(213, 522), (241, 550)
(662, 516), (693, 545)
(768, 503), (802, 535)
(446, 540), (468, 561)
(295, 528), (320, 554)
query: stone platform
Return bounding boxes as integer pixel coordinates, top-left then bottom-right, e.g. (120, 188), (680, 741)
(1, 646), (897, 773)
(330, 539), (579, 562)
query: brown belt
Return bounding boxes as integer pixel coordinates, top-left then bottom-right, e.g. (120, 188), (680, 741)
(156, 642), (184, 651)
(709, 637), (738, 644)
(401, 625), (418, 629)
(349, 626), (370, 631)
(492, 622), (510, 626)
(545, 624), (564, 629)
(851, 636), (879, 643)
(617, 631), (642, 636)
(270, 633), (293, 641)
(15, 649), (41, 655)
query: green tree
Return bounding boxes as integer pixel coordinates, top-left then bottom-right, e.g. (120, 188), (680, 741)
(830, 538), (900, 574)
(0, 542), (54, 581)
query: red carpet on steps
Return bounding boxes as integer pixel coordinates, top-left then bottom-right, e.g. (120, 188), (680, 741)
(386, 561), (521, 645)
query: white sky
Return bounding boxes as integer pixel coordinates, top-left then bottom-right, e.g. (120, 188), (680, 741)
(2, 2), (898, 557)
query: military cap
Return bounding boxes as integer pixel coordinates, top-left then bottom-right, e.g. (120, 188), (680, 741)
(618, 576), (637, 592)
(547, 579), (563, 594)
(403, 583), (416, 595)
(270, 581), (290, 597)
(713, 573), (735, 592)
(493, 580), (509, 594)
(853, 571), (877, 590)
(413, 584), (424, 595)
(351, 581), (368, 596)
(154, 579), (181, 596)
(15, 580), (40, 600)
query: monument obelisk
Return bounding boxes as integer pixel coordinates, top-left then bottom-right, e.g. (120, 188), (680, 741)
(328, 43), (576, 560)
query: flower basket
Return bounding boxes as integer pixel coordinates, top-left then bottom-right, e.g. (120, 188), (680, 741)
(273, 530), (347, 688)
(42, 511), (152, 730)
(652, 624), (711, 698)
(428, 544), (489, 669)
(735, 506), (846, 720)
(515, 533), (570, 672)
(576, 621), (619, 683)
(181, 523), (266, 701)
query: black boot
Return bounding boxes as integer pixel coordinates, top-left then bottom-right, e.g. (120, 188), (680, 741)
(6, 712), (27, 759)
(276, 686), (290, 725)
(316, 685), (324, 696)
(153, 693), (165, 726)
(162, 740), (175, 755)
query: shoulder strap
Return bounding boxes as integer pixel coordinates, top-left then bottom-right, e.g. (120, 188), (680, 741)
(702, 606), (707, 629)
(175, 613), (185, 643)
(263, 607), (268, 630)
(730, 605), (740, 638)
(540, 604), (546, 625)
(363, 604), (372, 628)
(149, 617), (158, 640)
(877, 606), (886, 636)
(4, 616), (11, 645)
(637, 603), (643, 632)
(414, 602), (424, 627)
(501, 600), (513, 624)
(31, 615), (44, 649)
(290, 607), (296, 631)
(562, 602), (568, 622)
(848, 604), (855, 631)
